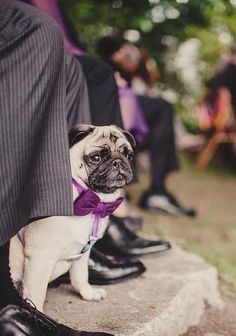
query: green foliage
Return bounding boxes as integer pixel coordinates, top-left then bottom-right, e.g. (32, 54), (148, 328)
(60, 0), (236, 116)
(60, 0), (236, 56)
(180, 112), (199, 134)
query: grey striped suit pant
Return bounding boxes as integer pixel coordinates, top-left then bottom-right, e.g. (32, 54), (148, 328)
(0, 0), (91, 245)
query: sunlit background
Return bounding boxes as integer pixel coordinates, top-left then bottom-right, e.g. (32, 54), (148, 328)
(61, 0), (236, 130)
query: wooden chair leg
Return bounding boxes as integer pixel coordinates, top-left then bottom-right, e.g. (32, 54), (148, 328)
(228, 133), (236, 145)
(195, 133), (227, 170)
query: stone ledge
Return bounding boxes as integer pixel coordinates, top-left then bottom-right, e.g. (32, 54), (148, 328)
(45, 245), (224, 336)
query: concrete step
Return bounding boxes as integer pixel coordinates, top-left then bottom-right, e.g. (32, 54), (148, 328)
(45, 245), (224, 336)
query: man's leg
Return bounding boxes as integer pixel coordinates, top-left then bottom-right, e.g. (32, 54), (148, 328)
(137, 95), (195, 217)
(0, 1), (112, 334)
(66, 54), (91, 128)
(0, 0), (71, 310)
(137, 95), (179, 191)
(0, 0), (73, 244)
(78, 56), (123, 127)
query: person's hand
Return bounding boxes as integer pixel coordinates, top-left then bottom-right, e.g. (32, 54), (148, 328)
(114, 71), (127, 88)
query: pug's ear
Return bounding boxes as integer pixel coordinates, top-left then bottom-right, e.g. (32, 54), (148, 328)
(122, 130), (136, 149)
(69, 124), (95, 148)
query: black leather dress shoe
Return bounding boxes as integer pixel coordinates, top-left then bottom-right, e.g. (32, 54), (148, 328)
(89, 248), (145, 285)
(94, 216), (171, 257)
(0, 303), (114, 336)
(139, 190), (196, 217)
(49, 248), (146, 288)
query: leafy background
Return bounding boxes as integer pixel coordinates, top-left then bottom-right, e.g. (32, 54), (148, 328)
(60, 0), (236, 129)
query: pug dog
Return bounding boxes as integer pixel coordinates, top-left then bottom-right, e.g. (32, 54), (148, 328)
(10, 124), (135, 312)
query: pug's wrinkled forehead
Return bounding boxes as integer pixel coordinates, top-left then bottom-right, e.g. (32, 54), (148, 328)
(87, 127), (132, 155)
(69, 124), (135, 155)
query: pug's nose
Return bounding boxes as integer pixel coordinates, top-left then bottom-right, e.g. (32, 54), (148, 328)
(113, 158), (123, 169)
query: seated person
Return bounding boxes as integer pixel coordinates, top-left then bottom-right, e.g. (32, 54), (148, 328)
(97, 36), (196, 217)
(0, 1), (114, 335)
(206, 45), (236, 131)
(31, 0), (195, 217)
(197, 46), (236, 167)
(19, 0), (172, 288)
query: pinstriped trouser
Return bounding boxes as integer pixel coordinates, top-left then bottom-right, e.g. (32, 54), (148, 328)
(0, 0), (91, 245)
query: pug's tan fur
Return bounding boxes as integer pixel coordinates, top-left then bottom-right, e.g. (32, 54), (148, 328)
(10, 125), (134, 312)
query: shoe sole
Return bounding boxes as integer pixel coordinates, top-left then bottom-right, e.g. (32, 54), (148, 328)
(140, 204), (195, 217)
(49, 267), (146, 288)
(89, 268), (146, 285)
(128, 244), (172, 259)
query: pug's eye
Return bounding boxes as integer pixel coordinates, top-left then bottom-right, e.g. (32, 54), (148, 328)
(123, 146), (133, 161)
(89, 154), (101, 164)
(127, 153), (134, 161)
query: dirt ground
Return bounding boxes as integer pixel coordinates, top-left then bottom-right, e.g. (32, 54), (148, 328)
(127, 158), (236, 335)
(183, 282), (236, 336)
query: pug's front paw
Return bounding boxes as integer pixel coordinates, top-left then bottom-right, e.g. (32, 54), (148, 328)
(79, 284), (107, 301)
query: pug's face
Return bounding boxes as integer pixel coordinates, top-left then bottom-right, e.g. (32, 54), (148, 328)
(69, 125), (135, 194)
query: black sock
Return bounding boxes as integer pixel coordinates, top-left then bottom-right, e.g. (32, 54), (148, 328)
(0, 241), (21, 310)
(150, 181), (166, 194)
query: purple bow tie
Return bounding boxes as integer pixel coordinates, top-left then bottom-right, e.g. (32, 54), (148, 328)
(72, 178), (124, 243)
(18, 179), (124, 263)
(73, 179), (124, 218)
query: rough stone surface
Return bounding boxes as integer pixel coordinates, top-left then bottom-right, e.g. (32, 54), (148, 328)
(45, 245), (224, 336)
(203, 334), (230, 336)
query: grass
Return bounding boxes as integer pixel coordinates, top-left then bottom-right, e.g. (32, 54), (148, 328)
(183, 240), (236, 286)
(128, 155), (236, 288)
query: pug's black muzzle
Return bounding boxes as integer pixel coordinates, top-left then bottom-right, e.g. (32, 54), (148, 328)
(88, 155), (133, 194)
